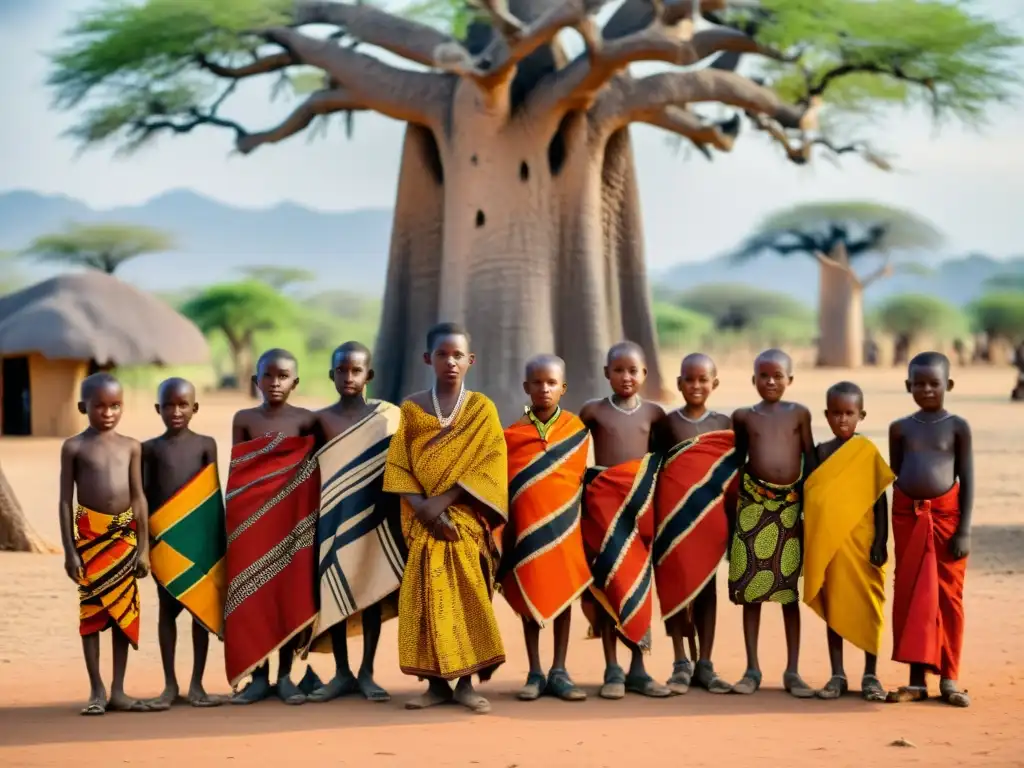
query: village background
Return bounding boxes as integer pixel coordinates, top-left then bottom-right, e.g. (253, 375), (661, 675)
(2, 0), (1024, 766)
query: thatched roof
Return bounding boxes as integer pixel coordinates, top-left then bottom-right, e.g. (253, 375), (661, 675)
(0, 271), (209, 365)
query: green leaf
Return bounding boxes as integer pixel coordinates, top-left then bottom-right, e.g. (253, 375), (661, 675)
(19, 222), (175, 274)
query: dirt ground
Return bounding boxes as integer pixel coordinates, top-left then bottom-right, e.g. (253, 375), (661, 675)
(1, 365), (1022, 767)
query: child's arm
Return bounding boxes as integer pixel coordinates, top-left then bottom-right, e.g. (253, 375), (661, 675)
(798, 406), (816, 477)
(129, 440), (149, 577)
(870, 491), (889, 567)
(732, 409), (749, 467)
(951, 417), (974, 559)
(58, 440), (82, 583)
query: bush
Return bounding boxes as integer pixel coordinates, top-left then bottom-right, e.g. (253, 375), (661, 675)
(670, 283), (814, 330)
(874, 294), (968, 343)
(969, 292), (1024, 342)
(654, 303), (714, 350)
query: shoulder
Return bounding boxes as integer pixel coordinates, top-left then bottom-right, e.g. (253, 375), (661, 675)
(732, 407), (750, 423)
(61, 434), (84, 456)
(402, 390), (431, 410)
(790, 402), (812, 420)
(710, 412), (733, 429)
(951, 414), (972, 435)
(643, 400), (666, 418)
(200, 433), (218, 452)
(232, 407), (257, 424)
(468, 391), (500, 418)
(578, 398), (604, 419)
(122, 435), (143, 454)
(888, 416), (909, 435)
(141, 436), (158, 455)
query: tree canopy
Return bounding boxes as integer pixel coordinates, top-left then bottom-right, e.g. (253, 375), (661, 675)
(983, 272), (1024, 293)
(874, 293), (967, 342)
(670, 282), (813, 330)
(180, 279), (298, 348)
(653, 302), (714, 348)
(19, 222), (175, 274)
(969, 292), (1024, 342)
(238, 265), (317, 291)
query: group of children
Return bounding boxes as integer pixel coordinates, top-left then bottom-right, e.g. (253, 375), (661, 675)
(59, 323), (974, 716)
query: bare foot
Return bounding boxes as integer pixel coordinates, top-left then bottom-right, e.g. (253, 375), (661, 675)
(80, 688), (107, 716)
(357, 670), (391, 702)
(307, 673), (360, 703)
(453, 679), (491, 714)
(188, 683), (226, 708)
(107, 691), (151, 712)
(147, 684), (179, 711)
(405, 682), (454, 710)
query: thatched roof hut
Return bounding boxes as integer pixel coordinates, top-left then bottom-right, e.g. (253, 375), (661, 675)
(0, 272), (209, 436)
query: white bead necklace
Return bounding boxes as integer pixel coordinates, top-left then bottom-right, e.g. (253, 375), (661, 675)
(606, 395), (642, 415)
(432, 384), (467, 428)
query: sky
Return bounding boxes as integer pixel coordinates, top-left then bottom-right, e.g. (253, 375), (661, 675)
(1, 0), (1023, 268)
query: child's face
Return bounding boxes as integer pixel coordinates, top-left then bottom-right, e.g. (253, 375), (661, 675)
(523, 363), (567, 411)
(824, 392), (864, 440)
(425, 334), (473, 386)
(605, 352), (646, 398)
(906, 364), (951, 410)
(155, 384), (197, 430)
(753, 359), (791, 402)
(677, 360), (717, 407)
(256, 357), (299, 404)
(330, 351), (372, 398)
(81, 382), (124, 431)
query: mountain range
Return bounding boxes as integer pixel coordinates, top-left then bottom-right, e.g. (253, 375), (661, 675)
(1, 189), (1021, 306)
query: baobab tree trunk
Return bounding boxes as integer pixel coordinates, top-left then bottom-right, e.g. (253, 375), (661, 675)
(815, 243), (865, 368)
(0, 462), (54, 553)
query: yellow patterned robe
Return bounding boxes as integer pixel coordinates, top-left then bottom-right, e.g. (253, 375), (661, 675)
(383, 392), (508, 681)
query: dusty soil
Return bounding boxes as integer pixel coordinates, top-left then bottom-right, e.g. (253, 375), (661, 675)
(1, 366), (1022, 767)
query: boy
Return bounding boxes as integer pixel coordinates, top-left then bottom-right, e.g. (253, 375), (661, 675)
(143, 377), (226, 710)
(306, 342), (402, 704)
(501, 354), (591, 702)
(887, 351), (973, 707)
(227, 349), (322, 705)
(803, 381), (893, 702)
(59, 372), (150, 715)
(384, 323), (508, 714)
(578, 341), (670, 700)
(653, 353), (736, 695)
(728, 349), (815, 698)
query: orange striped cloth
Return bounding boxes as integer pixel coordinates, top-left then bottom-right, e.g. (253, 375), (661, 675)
(75, 505), (141, 648)
(499, 410), (591, 626)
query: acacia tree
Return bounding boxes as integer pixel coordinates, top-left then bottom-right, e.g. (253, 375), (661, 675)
(239, 265), (318, 291)
(49, 0), (1019, 417)
(874, 293), (965, 365)
(20, 222), (175, 274)
(731, 202), (943, 367)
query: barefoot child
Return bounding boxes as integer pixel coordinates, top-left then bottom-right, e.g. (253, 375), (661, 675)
(803, 381), (893, 702)
(143, 378), (226, 710)
(384, 323), (508, 714)
(578, 342), (670, 700)
(653, 353), (737, 695)
(728, 349), (816, 698)
(501, 354), (591, 702)
(306, 342), (402, 704)
(887, 352), (973, 707)
(227, 349), (322, 705)
(59, 372), (150, 715)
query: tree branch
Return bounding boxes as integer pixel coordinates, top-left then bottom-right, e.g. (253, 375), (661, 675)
(745, 112), (895, 170)
(292, 0), (454, 67)
(813, 250), (851, 273)
(261, 26), (450, 127)
(236, 88), (362, 155)
(196, 52), (294, 79)
(861, 259), (894, 288)
(641, 107), (740, 153)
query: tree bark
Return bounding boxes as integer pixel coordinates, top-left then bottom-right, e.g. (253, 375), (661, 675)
(815, 243), (865, 368)
(0, 462), (54, 553)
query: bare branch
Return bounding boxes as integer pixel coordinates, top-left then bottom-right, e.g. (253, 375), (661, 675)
(262, 26), (450, 127)
(861, 259), (894, 288)
(745, 112), (895, 170)
(196, 52), (294, 79)
(292, 1), (454, 67)
(813, 251), (851, 272)
(641, 107), (739, 153)
(237, 88), (362, 155)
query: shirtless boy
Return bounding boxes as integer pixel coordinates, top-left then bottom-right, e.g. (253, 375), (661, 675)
(229, 349), (322, 705)
(579, 342), (671, 699)
(307, 342), (397, 704)
(887, 352), (973, 707)
(59, 372), (150, 715)
(728, 349), (816, 698)
(143, 377), (224, 710)
(654, 353), (735, 694)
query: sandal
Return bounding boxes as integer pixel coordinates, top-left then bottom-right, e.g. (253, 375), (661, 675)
(626, 673), (672, 698)
(546, 669), (586, 701)
(297, 667), (323, 697)
(599, 664), (626, 700)
(939, 679), (970, 708)
(694, 659), (732, 694)
(517, 671), (547, 701)
(732, 668), (762, 695)
(861, 674), (886, 702)
(886, 685), (929, 703)
(666, 659), (693, 695)
(816, 674), (849, 700)
(80, 701), (106, 716)
(783, 671), (816, 699)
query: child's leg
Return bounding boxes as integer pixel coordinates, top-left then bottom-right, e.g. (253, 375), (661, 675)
(517, 616), (546, 701)
(357, 603), (389, 701)
(186, 620), (222, 706)
(597, 619), (626, 700)
(861, 651), (886, 701)
(308, 621), (358, 702)
(781, 602), (814, 698)
(108, 627), (148, 711)
(694, 577), (717, 662)
(80, 632), (106, 715)
(454, 674), (491, 714)
(732, 604), (762, 694)
(546, 608), (586, 700)
(275, 639), (307, 704)
(552, 609), (572, 671)
(231, 660), (273, 705)
(817, 626), (848, 700)
(665, 612), (693, 694)
(625, 634), (671, 698)
(886, 663), (931, 703)
(152, 589), (183, 709)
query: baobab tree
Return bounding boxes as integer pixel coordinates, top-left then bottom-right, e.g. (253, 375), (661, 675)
(731, 202), (944, 367)
(49, 0), (1019, 417)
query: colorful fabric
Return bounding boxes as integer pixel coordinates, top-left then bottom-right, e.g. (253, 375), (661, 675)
(581, 456), (661, 646)
(653, 430), (739, 622)
(309, 402), (404, 652)
(891, 483), (966, 680)
(223, 433), (320, 688)
(149, 463), (227, 637)
(803, 436), (894, 655)
(500, 410), (591, 626)
(383, 392), (508, 681)
(525, 405), (562, 442)
(76, 505), (141, 648)
(728, 471), (803, 605)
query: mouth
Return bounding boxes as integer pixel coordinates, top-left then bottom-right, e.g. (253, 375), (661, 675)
(444, 370), (459, 380)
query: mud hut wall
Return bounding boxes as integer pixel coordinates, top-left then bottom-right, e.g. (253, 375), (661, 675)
(28, 355), (88, 437)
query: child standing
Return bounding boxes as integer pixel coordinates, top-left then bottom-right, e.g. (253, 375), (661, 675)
(59, 372), (150, 715)
(728, 349), (816, 698)
(887, 352), (973, 707)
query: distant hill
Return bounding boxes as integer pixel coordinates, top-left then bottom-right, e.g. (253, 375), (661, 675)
(2, 189), (1021, 306)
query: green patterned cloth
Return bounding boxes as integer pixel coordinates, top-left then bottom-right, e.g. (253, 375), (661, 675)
(727, 470), (802, 605)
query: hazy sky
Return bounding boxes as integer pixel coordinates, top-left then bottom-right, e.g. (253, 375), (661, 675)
(1, 0), (1023, 267)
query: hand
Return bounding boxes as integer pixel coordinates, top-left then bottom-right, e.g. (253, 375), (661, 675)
(949, 530), (971, 560)
(64, 552), (84, 584)
(135, 550), (151, 578)
(430, 512), (459, 542)
(417, 495), (448, 527)
(869, 539), (888, 568)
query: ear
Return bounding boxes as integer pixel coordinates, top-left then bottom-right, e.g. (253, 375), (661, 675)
(787, 375), (794, 384)
(467, 352), (476, 366)
(422, 352), (431, 366)
(904, 379), (911, 393)
(676, 375), (684, 391)
(860, 409), (867, 420)
(823, 409), (828, 421)
(712, 377), (719, 390)
(751, 375), (756, 386)
(561, 382), (568, 394)
(522, 380), (530, 396)
(327, 368), (334, 381)
(293, 377), (300, 389)
(947, 378), (955, 391)
(153, 404), (160, 415)
(78, 401), (86, 414)
(251, 374), (258, 387)
(604, 366), (611, 381)
(366, 369), (375, 383)
(193, 403), (200, 414)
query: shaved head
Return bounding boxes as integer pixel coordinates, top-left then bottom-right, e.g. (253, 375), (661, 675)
(908, 350), (951, 378)
(754, 348), (793, 375)
(681, 353), (717, 376)
(332, 341), (372, 368)
(80, 372), (121, 401)
(607, 341), (646, 366)
(826, 380), (864, 408)
(525, 354), (566, 379)
(157, 377), (195, 402)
